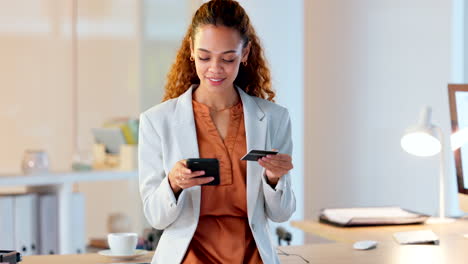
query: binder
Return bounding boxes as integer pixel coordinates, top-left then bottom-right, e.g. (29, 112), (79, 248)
(71, 193), (86, 254)
(0, 196), (14, 250)
(13, 194), (39, 255)
(39, 194), (58, 255)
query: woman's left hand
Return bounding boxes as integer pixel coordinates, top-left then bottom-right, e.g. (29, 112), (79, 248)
(257, 149), (293, 186)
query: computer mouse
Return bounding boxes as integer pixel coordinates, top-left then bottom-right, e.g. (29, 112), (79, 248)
(352, 240), (378, 250)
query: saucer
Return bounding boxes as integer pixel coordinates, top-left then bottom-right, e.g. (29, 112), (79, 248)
(98, 249), (148, 260)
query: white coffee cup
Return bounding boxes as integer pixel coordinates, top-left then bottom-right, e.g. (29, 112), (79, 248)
(107, 233), (138, 255)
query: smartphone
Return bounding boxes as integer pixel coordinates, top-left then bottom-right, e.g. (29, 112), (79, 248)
(186, 158), (220, 186)
(240, 149), (279, 161)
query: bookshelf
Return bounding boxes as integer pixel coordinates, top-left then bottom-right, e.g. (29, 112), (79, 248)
(0, 170), (138, 254)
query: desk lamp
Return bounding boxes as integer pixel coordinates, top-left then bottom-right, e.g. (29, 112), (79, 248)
(401, 106), (455, 224)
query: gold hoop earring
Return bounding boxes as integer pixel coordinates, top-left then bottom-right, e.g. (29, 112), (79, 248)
(190, 56), (194, 62)
(242, 61), (248, 66)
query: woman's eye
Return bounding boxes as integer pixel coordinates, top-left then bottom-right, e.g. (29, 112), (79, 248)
(223, 59), (235, 63)
(198, 57), (209, 61)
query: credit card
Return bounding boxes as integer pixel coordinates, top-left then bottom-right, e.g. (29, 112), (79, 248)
(241, 149), (278, 161)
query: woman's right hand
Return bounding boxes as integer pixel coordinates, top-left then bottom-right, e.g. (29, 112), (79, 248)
(168, 160), (214, 194)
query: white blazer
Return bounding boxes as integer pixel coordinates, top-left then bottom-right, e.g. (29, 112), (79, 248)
(138, 86), (296, 264)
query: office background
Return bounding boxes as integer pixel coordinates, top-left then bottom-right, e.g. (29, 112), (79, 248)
(0, 0), (467, 247)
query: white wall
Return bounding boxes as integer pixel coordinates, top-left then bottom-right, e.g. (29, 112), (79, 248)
(72, 0), (144, 240)
(304, 0), (460, 242)
(0, 0), (146, 241)
(464, 0), (468, 81)
(0, 0), (74, 174)
(140, 0), (193, 111)
(239, 0), (304, 245)
(452, 0), (465, 83)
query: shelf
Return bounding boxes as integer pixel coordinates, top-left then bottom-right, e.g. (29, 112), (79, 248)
(0, 170), (137, 187)
(0, 170), (138, 254)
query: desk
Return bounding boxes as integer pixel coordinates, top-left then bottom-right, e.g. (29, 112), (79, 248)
(291, 219), (468, 242)
(21, 239), (468, 264)
(22, 252), (155, 264)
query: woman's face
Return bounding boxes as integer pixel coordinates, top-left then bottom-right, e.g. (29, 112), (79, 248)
(191, 24), (249, 93)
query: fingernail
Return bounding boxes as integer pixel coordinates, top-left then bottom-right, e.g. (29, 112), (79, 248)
(200, 171), (205, 175)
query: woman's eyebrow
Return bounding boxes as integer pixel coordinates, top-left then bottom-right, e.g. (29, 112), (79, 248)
(197, 48), (237, 54)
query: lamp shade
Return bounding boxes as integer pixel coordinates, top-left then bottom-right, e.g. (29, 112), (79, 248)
(401, 106), (441, 157)
(401, 130), (441, 156)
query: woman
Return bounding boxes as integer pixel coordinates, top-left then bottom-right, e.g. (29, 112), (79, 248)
(139, 1), (296, 263)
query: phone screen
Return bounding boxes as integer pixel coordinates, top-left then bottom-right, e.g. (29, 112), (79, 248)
(186, 158), (220, 186)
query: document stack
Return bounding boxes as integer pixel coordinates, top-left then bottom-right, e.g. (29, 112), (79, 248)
(319, 206), (429, 226)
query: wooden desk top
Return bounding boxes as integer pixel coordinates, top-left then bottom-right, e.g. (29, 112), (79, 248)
(291, 219), (468, 242)
(22, 252), (154, 264)
(280, 237), (468, 264)
(21, 238), (468, 264)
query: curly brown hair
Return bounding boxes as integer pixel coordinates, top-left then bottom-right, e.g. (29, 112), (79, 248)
(162, 0), (274, 102)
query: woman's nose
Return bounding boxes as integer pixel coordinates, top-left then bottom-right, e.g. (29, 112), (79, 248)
(208, 61), (223, 74)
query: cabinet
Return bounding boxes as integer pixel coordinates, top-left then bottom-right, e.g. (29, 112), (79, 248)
(0, 170), (137, 254)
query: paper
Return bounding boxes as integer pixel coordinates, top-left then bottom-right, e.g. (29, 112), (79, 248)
(393, 230), (439, 245)
(320, 207), (428, 226)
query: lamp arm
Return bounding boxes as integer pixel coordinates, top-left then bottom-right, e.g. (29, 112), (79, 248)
(435, 126), (447, 219)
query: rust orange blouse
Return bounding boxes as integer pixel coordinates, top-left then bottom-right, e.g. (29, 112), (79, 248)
(181, 99), (262, 263)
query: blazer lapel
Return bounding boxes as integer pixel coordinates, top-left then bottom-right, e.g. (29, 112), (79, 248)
(238, 88), (267, 221)
(172, 86), (201, 217)
(173, 85), (200, 159)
